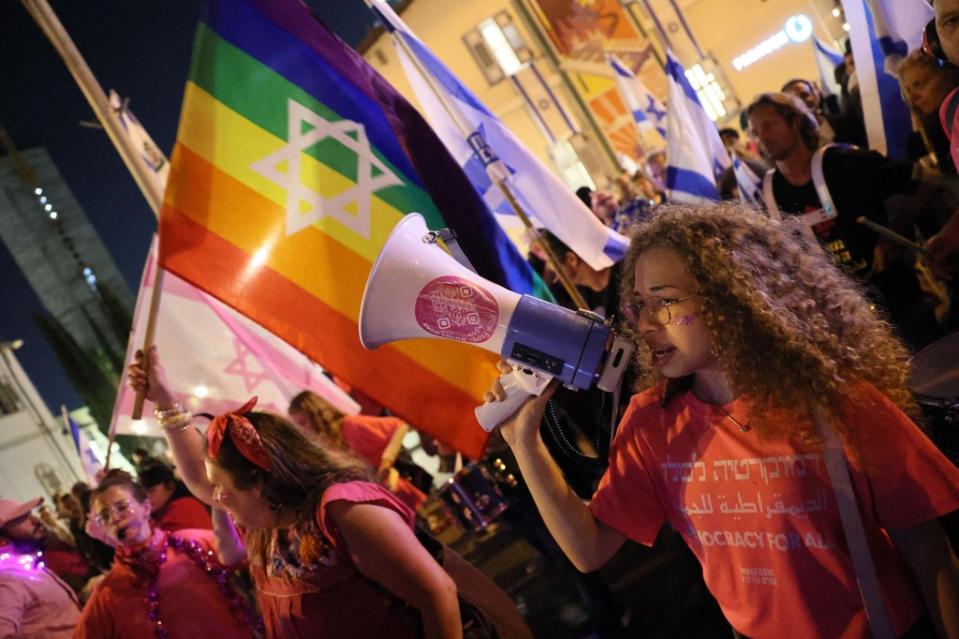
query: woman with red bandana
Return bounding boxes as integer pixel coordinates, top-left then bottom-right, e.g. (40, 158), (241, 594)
(128, 347), (530, 639)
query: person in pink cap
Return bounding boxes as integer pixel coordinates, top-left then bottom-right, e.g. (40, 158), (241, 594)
(0, 497), (81, 638)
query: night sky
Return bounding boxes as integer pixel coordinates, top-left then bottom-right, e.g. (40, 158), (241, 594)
(0, 0), (378, 412)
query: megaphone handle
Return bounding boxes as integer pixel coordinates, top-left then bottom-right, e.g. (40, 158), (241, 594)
(475, 367), (553, 432)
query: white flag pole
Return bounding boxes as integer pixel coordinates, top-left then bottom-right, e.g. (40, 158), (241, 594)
(373, 5), (589, 309)
(20, 0), (166, 463)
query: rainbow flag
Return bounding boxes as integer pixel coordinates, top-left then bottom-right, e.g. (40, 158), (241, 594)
(159, 0), (531, 458)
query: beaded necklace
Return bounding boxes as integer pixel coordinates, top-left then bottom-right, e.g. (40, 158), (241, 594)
(136, 534), (263, 639)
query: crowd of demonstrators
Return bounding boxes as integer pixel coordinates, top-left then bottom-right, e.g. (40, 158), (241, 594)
(127, 346), (531, 639)
(485, 202), (959, 639)
(287, 390), (428, 512)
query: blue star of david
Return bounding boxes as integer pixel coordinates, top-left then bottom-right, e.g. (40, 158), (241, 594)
(646, 96), (667, 122)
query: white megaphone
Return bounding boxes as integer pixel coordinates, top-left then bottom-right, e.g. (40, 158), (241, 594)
(359, 214), (633, 431)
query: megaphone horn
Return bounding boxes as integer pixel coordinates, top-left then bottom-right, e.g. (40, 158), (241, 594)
(359, 213), (520, 353)
(360, 214), (633, 431)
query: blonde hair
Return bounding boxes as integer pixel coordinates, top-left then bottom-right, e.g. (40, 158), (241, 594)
(620, 202), (916, 444)
(288, 390), (347, 449)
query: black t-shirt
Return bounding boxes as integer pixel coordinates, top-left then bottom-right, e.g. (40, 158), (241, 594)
(771, 146), (916, 276)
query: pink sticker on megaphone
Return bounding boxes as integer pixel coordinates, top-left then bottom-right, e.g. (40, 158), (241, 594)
(415, 276), (499, 343)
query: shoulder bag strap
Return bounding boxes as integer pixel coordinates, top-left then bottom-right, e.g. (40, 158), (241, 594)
(812, 408), (896, 639)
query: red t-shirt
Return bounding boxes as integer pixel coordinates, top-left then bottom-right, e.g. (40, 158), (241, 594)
(341, 415), (427, 511)
(250, 481), (421, 639)
(152, 496), (213, 532)
(75, 529), (255, 639)
(590, 384), (959, 639)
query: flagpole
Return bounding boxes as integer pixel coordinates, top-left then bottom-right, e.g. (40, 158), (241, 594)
(21, 0), (166, 462)
(380, 20), (590, 310)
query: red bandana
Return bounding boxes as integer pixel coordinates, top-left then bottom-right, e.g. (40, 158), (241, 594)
(206, 397), (271, 471)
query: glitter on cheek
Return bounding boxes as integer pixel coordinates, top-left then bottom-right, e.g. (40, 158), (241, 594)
(673, 315), (695, 326)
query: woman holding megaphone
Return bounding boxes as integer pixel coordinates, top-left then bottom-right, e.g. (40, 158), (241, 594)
(485, 203), (959, 639)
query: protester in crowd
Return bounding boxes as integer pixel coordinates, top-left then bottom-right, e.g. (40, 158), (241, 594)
(55, 491), (113, 575)
(0, 496), (96, 595)
(287, 390), (427, 512)
(539, 230), (617, 317)
(486, 202), (959, 639)
(575, 185), (593, 210)
(128, 346), (506, 639)
(718, 127), (763, 163)
(39, 500), (75, 547)
(746, 91), (944, 349)
(138, 461), (213, 532)
(645, 150), (668, 194)
(0, 498), (81, 638)
(588, 188), (619, 225)
(131, 447), (170, 471)
(631, 170), (662, 205)
(833, 38), (870, 146)
(715, 127), (769, 201)
(608, 173), (657, 234)
(75, 470), (259, 639)
(900, 50), (959, 174)
(781, 78), (864, 146)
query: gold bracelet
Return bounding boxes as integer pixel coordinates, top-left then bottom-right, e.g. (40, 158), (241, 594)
(158, 411), (192, 432)
(154, 403), (186, 420)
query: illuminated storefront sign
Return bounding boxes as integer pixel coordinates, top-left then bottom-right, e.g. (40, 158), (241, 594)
(732, 15), (813, 71)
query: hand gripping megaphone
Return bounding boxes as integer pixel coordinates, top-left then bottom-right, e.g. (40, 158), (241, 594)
(359, 214), (633, 431)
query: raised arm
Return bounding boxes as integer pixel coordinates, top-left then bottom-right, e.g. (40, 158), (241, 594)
(487, 364), (626, 573)
(127, 346), (215, 505)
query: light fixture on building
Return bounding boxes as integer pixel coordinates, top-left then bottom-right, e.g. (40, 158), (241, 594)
(732, 14), (813, 72)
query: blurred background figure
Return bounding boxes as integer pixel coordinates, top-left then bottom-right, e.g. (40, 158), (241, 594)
(900, 49), (959, 175)
(288, 390), (428, 511)
(138, 461), (213, 532)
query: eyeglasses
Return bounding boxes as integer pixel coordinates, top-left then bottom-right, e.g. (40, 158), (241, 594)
(93, 500), (134, 525)
(622, 294), (702, 326)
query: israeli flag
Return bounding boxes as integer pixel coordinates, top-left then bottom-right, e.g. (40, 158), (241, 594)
(733, 158), (763, 206)
(841, 0), (932, 158)
(664, 51), (731, 203)
(812, 36), (844, 97)
(66, 412), (103, 484)
(370, 0), (627, 269)
(608, 54), (668, 140)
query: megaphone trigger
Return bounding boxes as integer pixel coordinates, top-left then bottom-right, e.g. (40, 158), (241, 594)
(474, 365), (553, 432)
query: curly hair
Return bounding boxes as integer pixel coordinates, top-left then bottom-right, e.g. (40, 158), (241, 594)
(619, 202), (916, 445)
(288, 390), (348, 449)
(209, 410), (371, 570)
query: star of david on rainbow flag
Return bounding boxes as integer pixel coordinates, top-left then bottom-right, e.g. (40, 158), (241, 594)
(158, 0), (547, 457)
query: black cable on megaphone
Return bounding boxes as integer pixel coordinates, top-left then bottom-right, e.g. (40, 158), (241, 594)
(359, 214), (633, 432)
